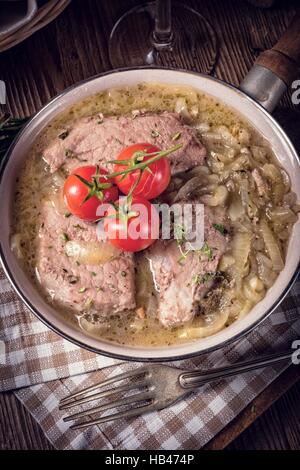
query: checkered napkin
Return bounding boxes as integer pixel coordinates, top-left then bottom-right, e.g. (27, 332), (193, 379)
(0, 269), (120, 391)
(1, 266), (300, 449)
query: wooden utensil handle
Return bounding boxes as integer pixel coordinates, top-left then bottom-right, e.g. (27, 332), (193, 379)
(255, 12), (300, 85)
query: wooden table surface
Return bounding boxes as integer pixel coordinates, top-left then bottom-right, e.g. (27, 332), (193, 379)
(0, 0), (300, 450)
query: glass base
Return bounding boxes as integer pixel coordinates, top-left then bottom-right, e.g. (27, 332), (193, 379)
(109, 1), (218, 73)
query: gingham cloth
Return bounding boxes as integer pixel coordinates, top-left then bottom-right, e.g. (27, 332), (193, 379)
(1, 266), (300, 449)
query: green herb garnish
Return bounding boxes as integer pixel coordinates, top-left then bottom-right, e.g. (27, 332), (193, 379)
(61, 232), (70, 242)
(67, 275), (79, 284)
(84, 298), (94, 309)
(97, 114), (104, 124)
(0, 115), (29, 160)
(65, 148), (76, 158)
(74, 165), (113, 205)
(174, 223), (186, 245)
(201, 242), (213, 260)
(172, 132), (181, 141)
(151, 129), (160, 138)
(78, 287), (87, 293)
(58, 130), (69, 140)
(174, 223), (192, 263)
(192, 272), (214, 285)
(213, 223), (228, 235)
(104, 144), (182, 223)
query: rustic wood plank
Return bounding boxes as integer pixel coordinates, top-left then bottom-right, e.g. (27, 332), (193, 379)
(0, 377), (299, 450)
(228, 380), (300, 450)
(0, 0), (300, 450)
(204, 367), (300, 450)
(0, 392), (53, 450)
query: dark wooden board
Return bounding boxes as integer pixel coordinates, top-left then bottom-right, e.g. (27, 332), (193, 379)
(206, 365), (300, 450)
(0, 368), (299, 450)
(0, 0), (300, 450)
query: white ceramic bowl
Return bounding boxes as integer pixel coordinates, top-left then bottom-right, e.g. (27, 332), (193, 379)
(1, 68), (300, 361)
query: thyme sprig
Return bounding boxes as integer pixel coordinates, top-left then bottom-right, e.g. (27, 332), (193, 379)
(105, 144), (182, 224)
(71, 144), (183, 231)
(0, 114), (29, 160)
(106, 144), (182, 180)
(174, 223), (194, 264)
(74, 165), (114, 205)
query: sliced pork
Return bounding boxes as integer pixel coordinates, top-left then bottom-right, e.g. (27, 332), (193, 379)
(43, 112), (206, 175)
(148, 206), (228, 327)
(36, 201), (135, 316)
(252, 168), (269, 196)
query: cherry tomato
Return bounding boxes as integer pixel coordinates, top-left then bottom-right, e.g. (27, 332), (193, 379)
(104, 196), (159, 252)
(114, 143), (171, 200)
(63, 166), (118, 222)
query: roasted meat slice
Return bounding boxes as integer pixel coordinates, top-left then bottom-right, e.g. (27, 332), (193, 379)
(36, 201), (135, 316)
(43, 112), (206, 175)
(147, 206), (228, 327)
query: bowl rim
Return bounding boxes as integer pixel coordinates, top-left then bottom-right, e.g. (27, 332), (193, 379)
(1, 66), (300, 362)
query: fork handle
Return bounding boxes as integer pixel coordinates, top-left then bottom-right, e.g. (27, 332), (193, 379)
(179, 349), (294, 389)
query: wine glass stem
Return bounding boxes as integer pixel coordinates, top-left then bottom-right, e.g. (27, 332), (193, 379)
(153, 0), (173, 48)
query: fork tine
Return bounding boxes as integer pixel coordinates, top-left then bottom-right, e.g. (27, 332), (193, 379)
(59, 378), (151, 410)
(60, 367), (148, 405)
(63, 390), (155, 422)
(70, 402), (158, 430)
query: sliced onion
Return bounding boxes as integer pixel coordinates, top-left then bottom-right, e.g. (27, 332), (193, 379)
(238, 128), (251, 145)
(231, 231), (252, 279)
(260, 219), (284, 272)
(215, 125), (240, 148)
(190, 104), (199, 118)
(243, 284), (264, 303)
(237, 299), (253, 319)
(228, 194), (245, 221)
(201, 131), (223, 142)
(173, 174), (217, 202)
(219, 254), (235, 271)
(273, 183), (286, 204)
(251, 146), (267, 163)
(194, 122), (210, 133)
(201, 185), (228, 206)
(10, 233), (23, 259)
(249, 275), (264, 292)
(283, 192), (297, 206)
(268, 207), (297, 224)
(280, 169), (291, 192)
(243, 276), (265, 303)
(129, 317), (145, 332)
(51, 170), (65, 188)
(262, 163), (282, 183)
(292, 204), (300, 213)
(65, 240), (120, 265)
(173, 176), (203, 202)
(247, 198), (258, 219)
(177, 309), (229, 340)
(185, 165), (210, 179)
(239, 179), (249, 208)
(256, 252), (273, 288)
(229, 155), (250, 172)
(79, 316), (109, 335)
(174, 97), (191, 121)
(49, 191), (67, 215)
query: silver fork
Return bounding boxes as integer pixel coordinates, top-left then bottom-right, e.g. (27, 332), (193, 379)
(60, 349), (293, 430)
